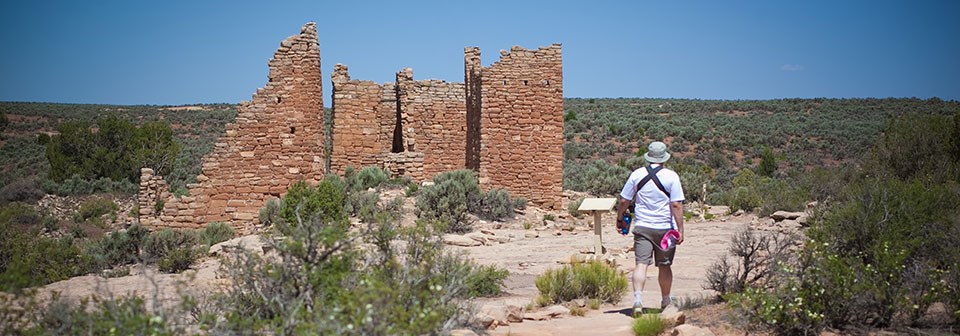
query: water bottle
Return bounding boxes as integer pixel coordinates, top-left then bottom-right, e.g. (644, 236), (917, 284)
(620, 213), (631, 235)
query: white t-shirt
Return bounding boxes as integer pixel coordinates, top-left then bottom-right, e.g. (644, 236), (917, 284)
(619, 164), (685, 230)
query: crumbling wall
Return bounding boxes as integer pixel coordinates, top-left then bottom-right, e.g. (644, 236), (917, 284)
(464, 47), (483, 171)
(329, 64), (392, 175)
(473, 45), (564, 209)
(139, 23), (325, 233)
(139, 22), (564, 232)
(397, 69), (467, 180)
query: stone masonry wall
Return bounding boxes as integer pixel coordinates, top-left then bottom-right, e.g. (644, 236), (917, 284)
(330, 64), (391, 175)
(138, 22), (564, 232)
(474, 45), (564, 210)
(139, 23), (325, 233)
(397, 69), (467, 180)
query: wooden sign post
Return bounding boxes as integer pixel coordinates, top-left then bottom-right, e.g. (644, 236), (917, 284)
(577, 198), (617, 256)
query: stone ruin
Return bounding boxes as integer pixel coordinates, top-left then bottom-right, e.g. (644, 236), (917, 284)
(139, 22), (563, 233)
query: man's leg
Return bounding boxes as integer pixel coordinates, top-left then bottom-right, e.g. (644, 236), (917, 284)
(658, 265), (673, 307)
(633, 263), (648, 307)
(632, 234), (654, 311)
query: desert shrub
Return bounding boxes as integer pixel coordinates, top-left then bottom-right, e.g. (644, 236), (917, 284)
(416, 170), (523, 231)
(157, 247), (198, 274)
(198, 221), (235, 246)
(535, 259), (627, 306)
(404, 182), (419, 196)
(17, 295), (181, 335)
(475, 188), (515, 221)
(718, 169), (806, 216)
(704, 227), (799, 297)
(349, 166), (389, 192)
(865, 113), (960, 182)
(73, 197), (118, 224)
(42, 175), (138, 196)
(719, 170), (761, 212)
(206, 180), (481, 334)
(45, 116), (179, 184)
(85, 225), (148, 270)
(278, 179), (346, 229)
(258, 198), (280, 226)
(0, 137), (49, 191)
(0, 202), (43, 229)
(0, 178), (45, 205)
(757, 145), (778, 177)
(346, 189), (379, 222)
(464, 264), (509, 298)
(672, 161), (715, 204)
(415, 170), (480, 233)
(513, 196), (528, 210)
(142, 228), (198, 262)
(632, 314), (666, 336)
(0, 234), (88, 292)
(568, 197), (585, 218)
(796, 166), (857, 203)
(730, 114), (960, 334)
(563, 159), (631, 197)
(0, 203), (91, 291)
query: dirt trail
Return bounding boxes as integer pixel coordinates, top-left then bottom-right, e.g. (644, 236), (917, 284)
(457, 211), (750, 335)
(32, 203), (752, 335)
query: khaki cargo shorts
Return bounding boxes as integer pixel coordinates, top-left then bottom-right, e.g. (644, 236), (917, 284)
(632, 226), (677, 266)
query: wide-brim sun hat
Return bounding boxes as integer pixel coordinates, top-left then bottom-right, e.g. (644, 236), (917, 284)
(643, 141), (671, 163)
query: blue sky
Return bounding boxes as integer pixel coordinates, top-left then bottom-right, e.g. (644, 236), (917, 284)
(1, 0), (957, 106)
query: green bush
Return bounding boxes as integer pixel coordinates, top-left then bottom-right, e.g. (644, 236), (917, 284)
(464, 264), (509, 298)
(258, 198), (280, 226)
(278, 179), (346, 229)
(0, 235), (89, 292)
(73, 197), (118, 224)
(730, 114), (960, 334)
(202, 180), (483, 334)
(142, 228), (198, 262)
(0, 111), (7, 135)
(45, 116), (180, 184)
(42, 175), (138, 196)
(415, 170), (479, 233)
(568, 197), (585, 218)
(563, 159), (631, 197)
(0, 203), (92, 291)
(757, 145), (778, 177)
(718, 169), (806, 216)
(405, 182), (419, 196)
(865, 113), (960, 182)
(0, 178), (45, 205)
(513, 196), (528, 210)
(18, 295), (181, 335)
(199, 222), (235, 246)
(346, 189), (380, 222)
(704, 228), (798, 297)
(416, 170), (523, 232)
(535, 259), (627, 306)
(475, 188), (515, 221)
(349, 166), (389, 192)
(632, 314), (666, 336)
(85, 225), (148, 270)
(157, 247), (197, 273)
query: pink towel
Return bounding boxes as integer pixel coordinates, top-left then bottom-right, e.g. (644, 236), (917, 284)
(660, 229), (680, 250)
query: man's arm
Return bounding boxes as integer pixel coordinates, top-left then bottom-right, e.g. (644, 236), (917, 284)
(616, 198), (631, 232)
(670, 201), (685, 244)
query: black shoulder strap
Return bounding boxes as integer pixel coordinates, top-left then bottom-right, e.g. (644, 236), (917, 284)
(635, 165), (670, 198)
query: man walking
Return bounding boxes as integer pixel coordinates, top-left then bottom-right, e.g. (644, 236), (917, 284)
(616, 141), (685, 315)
